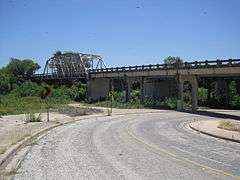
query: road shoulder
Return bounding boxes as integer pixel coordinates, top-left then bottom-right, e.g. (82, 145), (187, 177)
(189, 120), (240, 143)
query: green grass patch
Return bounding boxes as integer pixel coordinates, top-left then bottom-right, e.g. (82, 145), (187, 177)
(0, 95), (71, 116)
(90, 97), (177, 109)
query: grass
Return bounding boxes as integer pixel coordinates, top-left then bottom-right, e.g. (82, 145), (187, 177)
(89, 97), (177, 110)
(0, 147), (7, 155)
(91, 100), (144, 109)
(0, 95), (71, 116)
(218, 121), (240, 132)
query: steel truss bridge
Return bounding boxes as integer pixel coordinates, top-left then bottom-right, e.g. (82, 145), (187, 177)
(31, 52), (106, 82)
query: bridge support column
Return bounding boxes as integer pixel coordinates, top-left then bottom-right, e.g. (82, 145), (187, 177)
(177, 76), (184, 111)
(140, 77), (145, 103)
(191, 76), (198, 111)
(177, 75), (198, 111)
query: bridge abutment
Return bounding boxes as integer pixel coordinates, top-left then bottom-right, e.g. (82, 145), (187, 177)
(177, 75), (198, 111)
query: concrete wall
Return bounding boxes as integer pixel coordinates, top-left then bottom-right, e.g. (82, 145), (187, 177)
(87, 78), (110, 102)
(144, 79), (177, 100)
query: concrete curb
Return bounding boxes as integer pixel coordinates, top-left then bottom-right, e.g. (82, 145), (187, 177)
(0, 114), (106, 170)
(189, 122), (240, 144)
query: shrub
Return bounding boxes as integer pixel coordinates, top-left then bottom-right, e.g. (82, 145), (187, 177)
(0, 106), (14, 116)
(68, 83), (86, 101)
(0, 69), (11, 95)
(113, 91), (125, 102)
(52, 86), (71, 100)
(11, 81), (43, 97)
(131, 90), (140, 102)
(198, 87), (208, 105)
(144, 97), (176, 109)
(25, 112), (42, 123)
(164, 98), (177, 109)
(229, 81), (240, 108)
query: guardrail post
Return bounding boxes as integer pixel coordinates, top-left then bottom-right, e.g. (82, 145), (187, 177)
(216, 59), (221, 66)
(228, 59), (232, 65)
(205, 60), (208, 67)
(194, 61), (198, 67)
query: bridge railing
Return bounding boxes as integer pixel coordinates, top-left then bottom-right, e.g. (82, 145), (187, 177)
(31, 73), (86, 80)
(31, 59), (240, 79)
(89, 59), (240, 74)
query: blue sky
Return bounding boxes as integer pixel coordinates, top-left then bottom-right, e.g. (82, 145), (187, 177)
(0, 0), (240, 71)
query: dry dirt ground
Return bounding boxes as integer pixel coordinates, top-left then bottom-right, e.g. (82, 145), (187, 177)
(0, 105), (161, 157)
(0, 106), (105, 156)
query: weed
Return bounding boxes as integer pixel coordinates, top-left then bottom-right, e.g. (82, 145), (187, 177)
(218, 121), (240, 132)
(0, 147), (7, 154)
(25, 113), (42, 123)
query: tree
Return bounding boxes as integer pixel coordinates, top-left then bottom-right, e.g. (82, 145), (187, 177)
(163, 56), (184, 67)
(6, 58), (41, 78)
(0, 69), (11, 95)
(54, 51), (62, 56)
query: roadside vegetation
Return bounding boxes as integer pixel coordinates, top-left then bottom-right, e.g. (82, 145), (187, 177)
(0, 56), (240, 116)
(218, 120), (240, 132)
(92, 90), (177, 109)
(0, 58), (87, 116)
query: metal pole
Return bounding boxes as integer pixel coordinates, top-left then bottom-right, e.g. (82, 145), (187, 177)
(46, 97), (50, 122)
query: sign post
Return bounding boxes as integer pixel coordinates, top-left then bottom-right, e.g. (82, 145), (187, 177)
(108, 91), (114, 116)
(41, 86), (52, 122)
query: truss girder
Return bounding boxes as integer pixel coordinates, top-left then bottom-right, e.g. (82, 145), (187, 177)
(43, 52), (106, 78)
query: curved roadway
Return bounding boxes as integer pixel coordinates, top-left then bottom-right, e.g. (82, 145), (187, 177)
(15, 111), (240, 180)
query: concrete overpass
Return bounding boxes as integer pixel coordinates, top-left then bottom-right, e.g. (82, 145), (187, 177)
(87, 59), (240, 111)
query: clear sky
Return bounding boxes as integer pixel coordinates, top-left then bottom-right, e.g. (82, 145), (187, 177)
(0, 0), (240, 71)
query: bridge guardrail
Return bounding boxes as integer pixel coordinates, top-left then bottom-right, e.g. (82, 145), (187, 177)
(31, 59), (240, 79)
(89, 59), (240, 74)
(31, 73), (86, 80)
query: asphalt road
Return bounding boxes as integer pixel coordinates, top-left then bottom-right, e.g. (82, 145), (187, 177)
(14, 111), (240, 180)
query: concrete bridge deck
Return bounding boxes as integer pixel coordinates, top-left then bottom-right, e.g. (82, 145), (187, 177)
(87, 59), (240, 111)
(89, 59), (240, 78)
